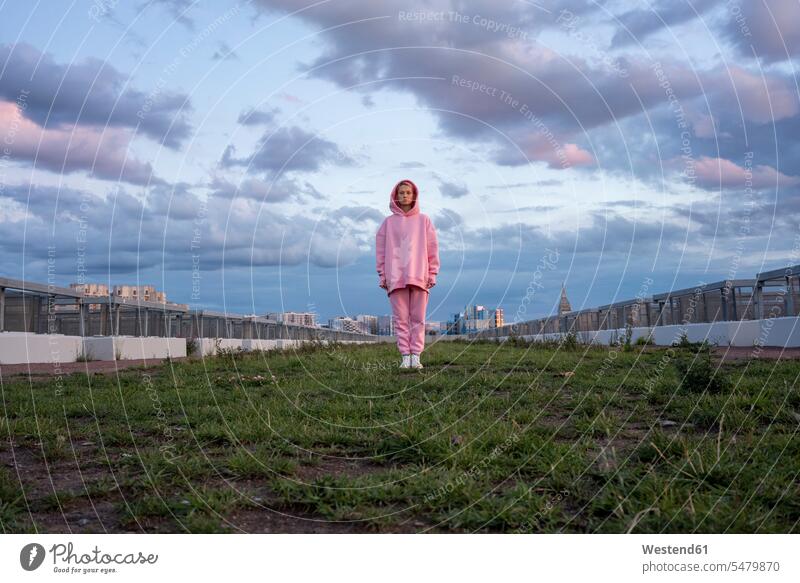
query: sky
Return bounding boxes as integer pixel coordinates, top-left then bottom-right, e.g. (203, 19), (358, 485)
(1, 0), (799, 325)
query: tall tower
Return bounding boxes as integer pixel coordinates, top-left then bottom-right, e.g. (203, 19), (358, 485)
(559, 283), (572, 315)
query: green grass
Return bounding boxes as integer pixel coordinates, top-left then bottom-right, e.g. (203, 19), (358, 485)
(1, 339), (799, 533)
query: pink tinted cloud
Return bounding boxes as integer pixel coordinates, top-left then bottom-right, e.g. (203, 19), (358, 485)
(279, 92), (304, 104)
(727, 0), (800, 63)
(496, 132), (595, 169)
(721, 66), (800, 124)
(0, 100), (160, 185)
(693, 156), (800, 189)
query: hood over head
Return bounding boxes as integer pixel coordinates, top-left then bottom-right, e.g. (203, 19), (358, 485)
(389, 179), (420, 216)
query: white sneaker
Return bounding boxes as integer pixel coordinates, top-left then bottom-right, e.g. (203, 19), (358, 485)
(410, 353), (423, 369)
(400, 354), (411, 368)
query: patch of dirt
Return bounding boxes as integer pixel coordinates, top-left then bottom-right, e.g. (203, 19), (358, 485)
(25, 499), (123, 534)
(1, 442), (104, 498)
(222, 507), (373, 533)
(1, 439), (413, 533)
(0, 358), (188, 380)
(711, 346), (800, 362)
(174, 473), (412, 533)
(292, 456), (391, 481)
(1, 440), (138, 532)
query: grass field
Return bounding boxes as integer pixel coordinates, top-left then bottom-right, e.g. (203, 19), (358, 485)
(1, 338), (799, 533)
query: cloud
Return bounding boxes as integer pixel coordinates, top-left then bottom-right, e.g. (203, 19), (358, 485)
(609, 0), (719, 48)
(220, 125), (355, 173)
(576, 69), (800, 191)
(237, 106), (281, 126)
(432, 208), (464, 232)
(0, 43), (192, 149)
(209, 174), (325, 202)
(487, 179), (561, 189)
(493, 133), (595, 169)
(688, 156), (800, 190)
(332, 205), (385, 223)
(719, 66), (800, 124)
(0, 100), (162, 185)
(0, 182), (362, 276)
(723, 0), (800, 63)
(491, 205), (560, 214)
(437, 178), (469, 198)
(211, 41), (240, 61)
(134, 0), (198, 30)
(250, 0), (620, 169)
(454, 211), (687, 268)
(251, 0), (798, 180)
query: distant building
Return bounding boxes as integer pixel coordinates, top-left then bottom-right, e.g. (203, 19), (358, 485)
(266, 311), (317, 327)
(113, 284), (166, 304)
(494, 307), (504, 327)
(444, 316), (461, 335)
(356, 314), (378, 335)
(69, 282), (109, 311)
(469, 319), (492, 333)
(449, 304), (503, 334)
(447, 312), (464, 335)
(70, 282), (109, 297)
(377, 315), (394, 336)
(425, 321), (445, 335)
(464, 304), (487, 321)
(559, 284), (572, 315)
(68, 283), (186, 310)
(328, 316), (366, 334)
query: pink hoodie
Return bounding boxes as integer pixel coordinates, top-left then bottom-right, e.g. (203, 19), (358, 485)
(376, 179), (440, 295)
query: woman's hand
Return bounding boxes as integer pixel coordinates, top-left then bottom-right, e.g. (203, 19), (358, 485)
(379, 276), (388, 289)
(426, 275), (436, 289)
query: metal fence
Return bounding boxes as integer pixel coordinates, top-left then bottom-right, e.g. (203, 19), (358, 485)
(0, 277), (376, 343)
(473, 264), (800, 339)
(4, 265), (798, 343)
(754, 265), (800, 320)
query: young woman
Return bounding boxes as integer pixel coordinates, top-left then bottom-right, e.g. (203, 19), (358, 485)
(375, 179), (440, 369)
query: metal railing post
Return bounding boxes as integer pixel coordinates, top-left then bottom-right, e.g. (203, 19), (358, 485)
(785, 276), (795, 317)
(0, 286), (4, 332)
(754, 282), (763, 319)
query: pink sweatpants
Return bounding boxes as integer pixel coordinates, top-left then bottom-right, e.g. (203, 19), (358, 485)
(388, 284), (429, 355)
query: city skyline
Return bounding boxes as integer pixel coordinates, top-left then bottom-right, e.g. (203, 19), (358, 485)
(66, 278), (514, 335)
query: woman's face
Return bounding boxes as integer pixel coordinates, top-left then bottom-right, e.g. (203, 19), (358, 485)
(396, 183), (414, 206)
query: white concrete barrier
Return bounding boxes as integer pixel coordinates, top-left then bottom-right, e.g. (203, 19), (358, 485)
(726, 320), (761, 346)
(759, 317), (800, 348)
(651, 325), (682, 346)
(681, 321), (726, 344)
(195, 338), (244, 356)
(82, 336), (186, 360)
(594, 330), (619, 345)
(474, 317), (800, 348)
(5, 318), (798, 366)
(243, 339), (278, 351)
(628, 327), (654, 344)
(0, 332), (84, 365)
(648, 321), (759, 347)
(0, 333), (384, 365)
